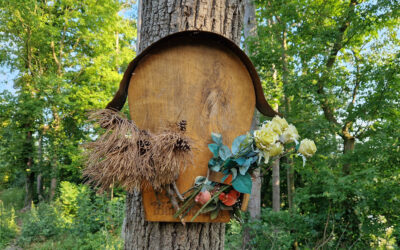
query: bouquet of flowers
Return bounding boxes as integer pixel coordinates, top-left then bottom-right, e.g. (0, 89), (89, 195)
(174, 116), (317, 221)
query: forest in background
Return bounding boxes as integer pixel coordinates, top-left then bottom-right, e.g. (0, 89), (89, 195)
(0, 0), (399, 249)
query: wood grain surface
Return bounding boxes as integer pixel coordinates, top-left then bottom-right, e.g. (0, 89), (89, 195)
(128, 40), (255, 222)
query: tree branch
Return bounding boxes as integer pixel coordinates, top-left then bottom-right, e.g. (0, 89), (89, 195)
(317, 0), (359, 127)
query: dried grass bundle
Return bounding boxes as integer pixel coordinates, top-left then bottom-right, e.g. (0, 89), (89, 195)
(83, 109), (193, 192)
(149, 129), (193, 190)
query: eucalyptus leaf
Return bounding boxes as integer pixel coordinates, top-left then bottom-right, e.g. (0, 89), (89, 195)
(219, 145), (232, 161)
(210, 165), (221, 172)
(208, 158), (221, 172)
(211, 132), (223, 145)
(194, 176), (207, 185)
(232, 173), (252, 194)
(208, 143), (219, 157)
(234, 157), (246, 166)
(238, 159), (252, 175)
(223, 158), (236, 168)
(231, 168), (238, 180)
(250, 155), (259, 164)
(232, 134), (247, 155)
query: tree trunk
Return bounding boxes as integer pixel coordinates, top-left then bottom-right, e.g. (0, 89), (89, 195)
(271, 50), (280, 212)
(242, 1), (260, 248)
(49, 154), (58, 201)
(286, 158), (295, 211)
(23, 129), (35, 208)
(342, 137), (355, 175)
(280, 25), (295, 212)
(24, 171), (35, 208)
(49, 175), (57, 201)
(124, 0), (244, 249)
(272, 158), (280, 212)
(37, 131), (44, 201)
(243, 0), (260, 219)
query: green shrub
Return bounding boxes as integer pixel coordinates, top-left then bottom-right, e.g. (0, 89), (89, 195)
(71, 189), (125, 236)
(226, 208), (315, 249)
(0, 201), (18, 248)
(28, 229), (123, 250)
(0, 187), (25, 210)
(57, 181), (87, 224)
(225, 218), (243, 250)
(16, 182), (125, 247)
(18, 202), (63, 245)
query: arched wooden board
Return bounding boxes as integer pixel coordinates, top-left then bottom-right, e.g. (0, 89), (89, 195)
(128, 39), (255, 222)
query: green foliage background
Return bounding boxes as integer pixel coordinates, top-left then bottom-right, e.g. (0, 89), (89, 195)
(0, 0), (399, 249)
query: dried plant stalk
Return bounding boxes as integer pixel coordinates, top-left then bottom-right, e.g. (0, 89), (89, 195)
(83, 109), (193, 193)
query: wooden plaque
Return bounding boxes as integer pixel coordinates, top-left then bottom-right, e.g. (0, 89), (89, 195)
(106, 31), (278, 222)
(127, 38), (255, 222)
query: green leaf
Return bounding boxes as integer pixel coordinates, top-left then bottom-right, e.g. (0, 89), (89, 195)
(232, 134), (247, 155)
(234, 157), (246, 166)
(232, 173), (252, 194)
(219, 145), (232, 161)
(223, 158), (236, 168)
(200, 204), (217, 214)
(220, 204), (234, 211)
(231, 168), (238, 180)
(210, 207), (220, 220)
(238, 158), (252, 175)
(208, 144), (219, 157)
(208, 158), (221, 172)
(211, 132), (223, 145)
(191, 185), (230, 222)
(194, 176), (206, 185)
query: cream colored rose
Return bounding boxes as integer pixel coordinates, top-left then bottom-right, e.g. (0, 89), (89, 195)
(267, 120), (283, 135)
(269, 142), (284, 157)
(298, 139), (317, 157)
(262, 151), (270, 164)
(254, 125), (279, 150)
(272, 116), (289, 131)
(281, 124), (299, 143)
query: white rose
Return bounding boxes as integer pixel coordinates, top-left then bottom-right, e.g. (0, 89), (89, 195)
(269, 142), (284, 157)
(281, 124), (299, 144)
(298, 139), (317, 157)
(254, 126), (279, 150)
(267, 120), (283, 135)
(272, 116), (288, 131)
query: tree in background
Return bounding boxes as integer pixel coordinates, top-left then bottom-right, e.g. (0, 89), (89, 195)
(0, 0), (136, 207)
(247, 0), (400, 247)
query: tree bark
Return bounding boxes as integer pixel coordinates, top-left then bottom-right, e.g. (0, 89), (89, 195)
(280, 24), (295, 212)
(271, 45), (280, 212)
(242, 1), (260, 248)
(124, 0), (244, 249)
(272, 158), (280, 212)
(243, 0), (260, 220)
(23, 129), (35, 208)
(24, 171), (35, 208)
(286, 158), (295, 211)
(342, 136), (355, 175)
(37, 131), (44, 201)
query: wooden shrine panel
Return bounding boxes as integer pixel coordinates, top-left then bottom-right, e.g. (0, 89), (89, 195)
(128, 39), (255, 222)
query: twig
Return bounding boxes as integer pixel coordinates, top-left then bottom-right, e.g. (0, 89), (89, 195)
(172, 181), (184, 201)
(164, 184), (185, 225)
